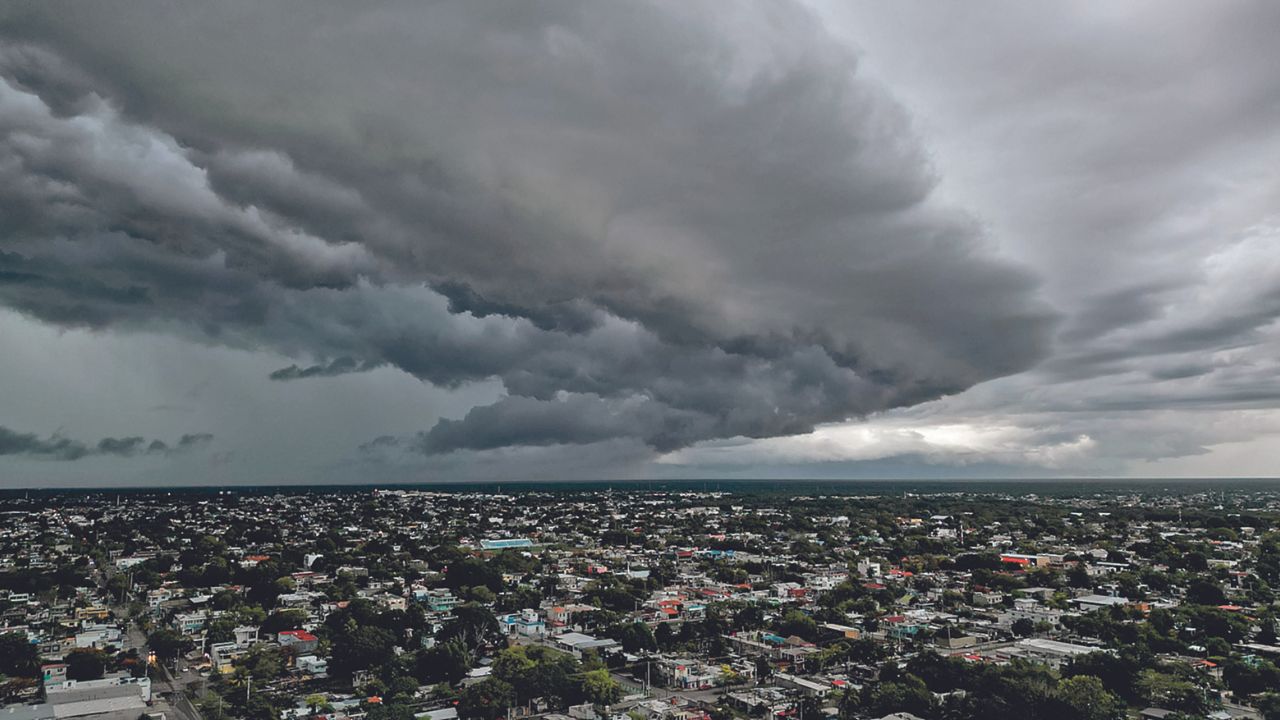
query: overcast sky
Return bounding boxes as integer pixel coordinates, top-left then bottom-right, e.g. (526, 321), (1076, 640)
(1, 2), (1278, 486)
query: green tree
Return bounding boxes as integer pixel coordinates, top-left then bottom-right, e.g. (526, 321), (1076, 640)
(147, 628), (192, 667)
(458, 678), (517, 720)
(439, 603), (499, 650)
(492, 647), (537, 702)
(1011, 618), (1035, 637)
(1051, 675), (1126, 720)
(332, 625), (396, 676)
(776, 609), (818, 642)
(446, 558), (504, 594)
(1256, 693), (1280, 720)
(1185, 579), (1227, 606)
(580, 668), (621, 707)
(64, 649), (106, 681)
(415, 640), (471, 685)
(609, 622), (657, 653)
(261, 609), (310, 634)
(0, 633), (39, 678)
(861, 674), (934, 718)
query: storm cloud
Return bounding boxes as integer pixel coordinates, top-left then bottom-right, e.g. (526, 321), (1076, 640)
(0, 425), (212, 461)
(2, 2), (1277, 482)
(0, 2), (1053, 457)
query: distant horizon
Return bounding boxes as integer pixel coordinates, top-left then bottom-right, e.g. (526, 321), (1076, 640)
(5, 476), (1280, 496)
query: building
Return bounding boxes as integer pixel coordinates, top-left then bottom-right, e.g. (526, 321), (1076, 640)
(998, 639), (1104, 669)
(480, 538), (534, 550)
(296, 655), (328, 676)
(499, 609), (546, 637)
(1071, 595), (1130, 612)
(277, 630), (319, 654)
(552, 632), (620, 658)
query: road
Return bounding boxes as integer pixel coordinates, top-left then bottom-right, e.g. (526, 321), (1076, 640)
(104, 593), (205, 720)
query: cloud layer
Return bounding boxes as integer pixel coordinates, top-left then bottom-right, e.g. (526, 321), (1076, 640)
(0, 425), (211, 461)
(2, 2), (1278, 482)
(0, 2), (1052, 460)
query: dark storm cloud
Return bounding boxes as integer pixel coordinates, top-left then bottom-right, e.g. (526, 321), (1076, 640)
(0, 2), (1056, 456)
(0, 425), (212, 460)
(269, 357), (381, 381)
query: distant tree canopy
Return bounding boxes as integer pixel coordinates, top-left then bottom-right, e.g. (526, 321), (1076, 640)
(445, 557), (504, 593)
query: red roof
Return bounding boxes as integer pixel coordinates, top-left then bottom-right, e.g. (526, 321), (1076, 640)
(280, 630), (318, 642)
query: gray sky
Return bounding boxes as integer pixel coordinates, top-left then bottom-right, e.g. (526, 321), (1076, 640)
(1, 1), (1278, 486)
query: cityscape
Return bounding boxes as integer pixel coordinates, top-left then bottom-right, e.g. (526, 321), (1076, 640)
(3, 3), (1280, 720)
(2, 484), (1279, 720)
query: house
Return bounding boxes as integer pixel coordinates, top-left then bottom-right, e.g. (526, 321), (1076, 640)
(210, 642), (245, 673)
(499, 609), (546, 638)
(173, 611), (211, 635)
(296, 655), (328, 676)
(423, 589), (460, 613)
(655, 658), (717, 690)
(774, 672), (829, 698)
(552, 632), (619, 658)
(234, 625), (259, 647)
(277, 629), (319, 653)
(1072, 594), (1130, 612)
(41, 663), (68, 687)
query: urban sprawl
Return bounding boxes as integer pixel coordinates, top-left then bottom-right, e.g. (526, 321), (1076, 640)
(2, 487), (1280, 720)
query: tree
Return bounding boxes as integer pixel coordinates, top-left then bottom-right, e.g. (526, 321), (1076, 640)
(861, 674), (934, 718)
(1186, 579), (1227, 606)
(1065, 650), (1143, 702)
(446, 558), (504, 594)
(1224, 657), (1280, 697)
(734, 605), (765, 630)
(331, 625), (396, 676)
(439, 603), (499, 650)
(261, 609), (310, 634)
(1050, 675), (1126, 720)
(147, 628), (192, 667)
(610, 622), (657, 653)
(580, 668), (621, 707)
(1136, 670), (1210, 715)
(1256, 693), (1280, 720)
(654, 623), (675, 650)
(458, 678), (516, 720)
(305, 694), (333, 713)
(1011, 618), (1035, 637)
(492, 647), (538, 701)
(64, 649), (106, 681)
(236, 645), (285, 681)
(1067, 565), (1092, 589)
(0, 633), (39, 678)
(415, 640), (471, 685)
(776, 610), (818, 642)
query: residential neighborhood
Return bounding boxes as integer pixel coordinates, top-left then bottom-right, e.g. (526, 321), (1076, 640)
(2, 485), (1279, 720)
